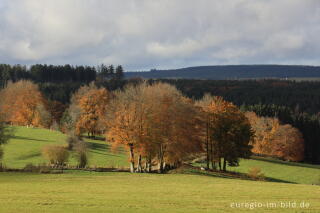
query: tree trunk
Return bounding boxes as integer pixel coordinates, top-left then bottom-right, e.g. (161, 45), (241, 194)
(158, 144), (164, 173)
(147, 156), (152, 173)
(211, 159), (215, 170)
(144, 160), (148, 173)
(223, 158), (226, 171)
(129, 144), (135, 173)
(218, 158), (222, 171)
(158, 160), (164, 173)
(91, 131), (95, 139)
(136, 155), (142, 173)
(206, 122), (210, 170)
(210, 138), (214, 170)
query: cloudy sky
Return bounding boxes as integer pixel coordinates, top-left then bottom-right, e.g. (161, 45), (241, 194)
(0, 0), (319, 70)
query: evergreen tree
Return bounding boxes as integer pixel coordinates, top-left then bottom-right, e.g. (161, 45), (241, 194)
(115, 65), (124, 80)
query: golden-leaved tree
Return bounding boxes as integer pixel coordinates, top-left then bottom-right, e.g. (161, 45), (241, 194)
(197, 95), (254, 171)
(76, 87), (110, 137)
(245, 112), (304, 161)
(106, 82), (202, 173)
(0, 80), (50, 127)
(61, 83), (97, 133)
(106, 83), (147, 172)
(144, 83), (202, 172)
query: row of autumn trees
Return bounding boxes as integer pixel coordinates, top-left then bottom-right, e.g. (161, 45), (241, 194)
(60, 82), (254, 172)
(0, 80), (305, 172)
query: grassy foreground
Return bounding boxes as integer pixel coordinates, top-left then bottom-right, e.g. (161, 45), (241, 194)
(0, 171), (319, 213)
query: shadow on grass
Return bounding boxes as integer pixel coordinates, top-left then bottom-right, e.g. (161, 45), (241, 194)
(12, 136), (52, 143)
(251, 156), (320, 169)
(184, 168), (296, 184)
(264, 176), (296, 184)
(88, 150), (124, 158)
(87, 141), (126, 153)
(88, 141), (110, 151)
(15, 152), (41, 160)
(83, 135), (105, 141)
(87, 141), (126, 158)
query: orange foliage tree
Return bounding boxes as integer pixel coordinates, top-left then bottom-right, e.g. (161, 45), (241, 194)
(0, 80), (50, 127)
(106, 84), (146, 172)
(61, 83), (97, 133)
(76, 88), (110, 137)
(144, 83), (202, 172)
(197, 95), (254, 171)
(246, 112), (304, 161)
(106, 82), (202, 173)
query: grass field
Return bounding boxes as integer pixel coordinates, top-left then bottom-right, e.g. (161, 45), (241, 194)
(196, 156), (320, 185)
(229, 156), (320, 185)
(2, 126), (320, 185)
(2, 126), (128, 168)
(0, 171), (319, 213)
(0, 126), (320, 212)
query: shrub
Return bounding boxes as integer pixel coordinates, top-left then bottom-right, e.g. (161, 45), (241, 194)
(23, 163), (53, 173)
(50, 121), (60, 131)
(75, 142), (88, 168)
(42, 145), (69, 167)
(248, 167), (265, 180)
(66, 132), (81, 150)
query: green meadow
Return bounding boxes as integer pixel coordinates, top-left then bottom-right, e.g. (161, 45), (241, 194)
(1, 126), (128, 168)
(0, 126), (320, 212)
(2, 126), (319, 185)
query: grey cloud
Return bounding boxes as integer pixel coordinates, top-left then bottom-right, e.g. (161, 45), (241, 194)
(0, 0), (319, 70)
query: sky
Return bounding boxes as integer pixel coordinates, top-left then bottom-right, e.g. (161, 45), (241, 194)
(0, 0), (320, 70)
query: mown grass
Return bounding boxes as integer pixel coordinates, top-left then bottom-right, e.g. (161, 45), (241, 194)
(0, 171), (319, 213)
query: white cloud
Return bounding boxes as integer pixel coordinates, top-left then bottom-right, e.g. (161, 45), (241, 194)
(0, 0), (319, 69)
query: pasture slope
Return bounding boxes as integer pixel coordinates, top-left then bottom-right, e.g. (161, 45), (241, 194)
(2, 126), (127, 168)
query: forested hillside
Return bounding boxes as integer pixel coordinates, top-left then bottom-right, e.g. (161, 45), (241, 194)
(125, 65), (320, 79)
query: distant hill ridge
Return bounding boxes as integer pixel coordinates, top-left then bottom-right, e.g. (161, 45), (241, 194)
(125, 65), (320, 79)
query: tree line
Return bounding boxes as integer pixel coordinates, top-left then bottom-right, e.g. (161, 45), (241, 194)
(2, 67), (320, 115)
(0, 80), (308, 172)
(3, 65), (320, 114)
(59, 81), (254, 172)
(0, 63), (124, 87)
(160, 79), (320, 115)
